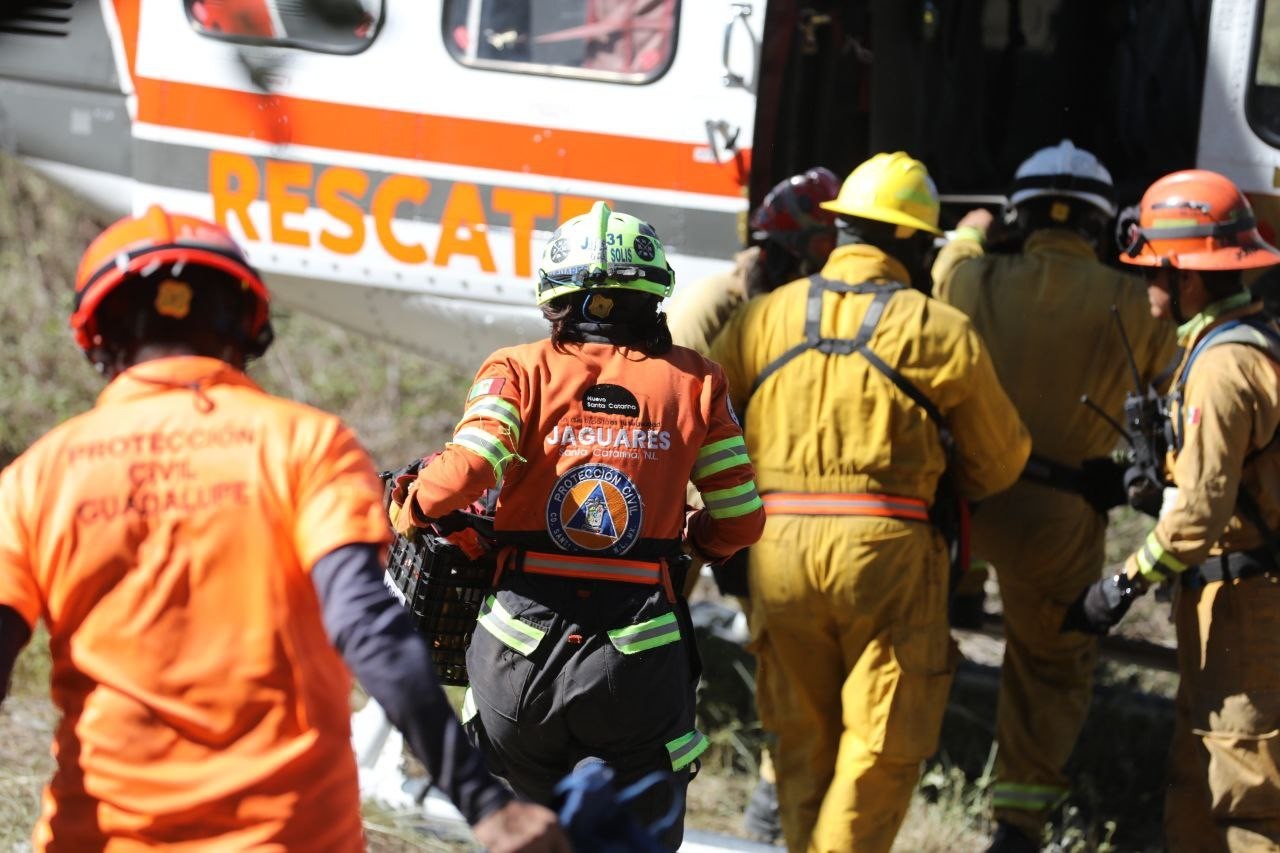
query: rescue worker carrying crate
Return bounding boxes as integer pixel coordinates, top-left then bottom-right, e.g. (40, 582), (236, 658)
(389, 201), (765, 851)
(709, 152), (1031, 853)
(0, 207), (566, 853)
(931, 140), (1178, 852)
(1064, 170), (1280, 852)
(667, 166), (841, 844)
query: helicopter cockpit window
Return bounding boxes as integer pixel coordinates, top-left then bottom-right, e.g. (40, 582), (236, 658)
(1250, 0), (1280, 147)
(442, 0), (679, 84)
(185, 0), (382, 54)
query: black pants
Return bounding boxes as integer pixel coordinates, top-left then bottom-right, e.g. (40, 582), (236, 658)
(465, 572), (698, 850)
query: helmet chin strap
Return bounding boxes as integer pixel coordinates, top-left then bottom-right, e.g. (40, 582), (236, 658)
(1172, 267), (1187, 324)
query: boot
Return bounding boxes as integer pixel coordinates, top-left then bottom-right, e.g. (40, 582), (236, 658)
(742, 777), (781, 844)
(986, 821), (1041, 853)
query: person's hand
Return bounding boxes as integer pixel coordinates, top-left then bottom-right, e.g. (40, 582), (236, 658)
(956, 208), (995, 234)
(1061, 573), (1143, 635)
(1124, 463), (1165, 517)
(473, 800), (571, 853)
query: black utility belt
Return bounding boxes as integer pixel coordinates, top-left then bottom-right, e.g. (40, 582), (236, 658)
(1183, 547), (1278, 588)
(1020, 454), (1082, 494)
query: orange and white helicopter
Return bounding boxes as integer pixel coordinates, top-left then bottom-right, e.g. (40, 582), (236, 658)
(0, 0), (1276, 363)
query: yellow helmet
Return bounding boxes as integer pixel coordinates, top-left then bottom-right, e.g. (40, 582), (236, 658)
(820, 152), (942, 236)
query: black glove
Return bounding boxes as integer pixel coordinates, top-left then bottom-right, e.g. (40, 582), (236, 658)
(1078, 457), (1127, 515)
(1124, 463), (1164, 518)
(948, 591), (986, 631)
(710, 548), (750, 598)
(1061, 573), (1142, 635)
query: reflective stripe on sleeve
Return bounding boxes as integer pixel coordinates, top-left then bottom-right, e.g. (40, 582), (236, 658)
(460, 687), (477, 724)
(702, 480), (764, 519)
(693, 436), (751, 480)
(991, 782), (1068, 812)
(449, 426), (514, 484)
(477, 595), (545, 656)
(607, 612), (681, 654)
(665, 730), (710, 771)
(457, 396), (522, 443)
(1134, 530), (1187, 584)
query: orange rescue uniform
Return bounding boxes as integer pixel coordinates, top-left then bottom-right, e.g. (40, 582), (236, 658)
(404, 336), (764, 849)
(0, 356), (389, 851)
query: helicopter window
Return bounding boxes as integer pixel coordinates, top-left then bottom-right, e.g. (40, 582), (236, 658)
(442, 0), (679, 84)
(1250, 0), (1280, 146)
(185, 0), (382, 54)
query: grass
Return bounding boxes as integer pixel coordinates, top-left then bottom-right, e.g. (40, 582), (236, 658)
(0, 156), (1181, 849)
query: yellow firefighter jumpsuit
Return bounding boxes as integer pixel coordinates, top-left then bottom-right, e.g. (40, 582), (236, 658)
(931, 229), (1178, 836)
(711, 243), (1031, 853)
(1121, 299), (1280, 852)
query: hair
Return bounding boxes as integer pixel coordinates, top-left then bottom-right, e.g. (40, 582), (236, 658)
(835, 216), (936, 290)
(1011, 196), (1111, 247)
(542, 290), (672, 356)
(1199, 269), (1245, 302)
(91, 264), (265, 370)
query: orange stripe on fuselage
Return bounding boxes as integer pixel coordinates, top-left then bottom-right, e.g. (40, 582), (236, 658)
(132, 77), (748, 197)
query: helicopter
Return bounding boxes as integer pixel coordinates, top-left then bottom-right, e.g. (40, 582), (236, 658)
(0, 0), (1273, 363)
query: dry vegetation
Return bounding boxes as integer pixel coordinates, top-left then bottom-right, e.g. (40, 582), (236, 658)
(0, 157), (1176, 851)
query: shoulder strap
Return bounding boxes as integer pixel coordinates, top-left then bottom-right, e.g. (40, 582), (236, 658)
(747, 275), (908, 400)
(744, 275), (949, 447)
(1179, 316), (1280, 387)
(1177, 314), (1280, 564)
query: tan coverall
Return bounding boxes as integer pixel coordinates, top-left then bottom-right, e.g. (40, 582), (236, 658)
(667, 246), (759, 356)
(711, 244), (1031, 853)
(1123, 300), (1280, 852)
(932, 229), (1178, 835)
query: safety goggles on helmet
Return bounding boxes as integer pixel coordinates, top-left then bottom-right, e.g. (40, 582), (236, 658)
(536, 202), (675, 305)
(70, 205), (272, 356)
(1118, 170), (1280, 271)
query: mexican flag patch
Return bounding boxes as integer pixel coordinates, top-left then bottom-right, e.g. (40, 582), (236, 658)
(467, 377), (506, 401)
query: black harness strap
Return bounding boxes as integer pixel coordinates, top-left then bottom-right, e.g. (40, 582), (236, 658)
(748, 276), (917, 407)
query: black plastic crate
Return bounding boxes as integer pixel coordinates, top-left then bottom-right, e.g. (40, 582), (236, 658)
(384, 529), (493, 686)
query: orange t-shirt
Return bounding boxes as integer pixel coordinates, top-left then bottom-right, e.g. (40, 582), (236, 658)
(0, 356), (390, 851)
(413, 339), (764, 561)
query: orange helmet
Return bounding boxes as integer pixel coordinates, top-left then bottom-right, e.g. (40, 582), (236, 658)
(1119, 170), (1280, 271)
(71, 206), (271, 356)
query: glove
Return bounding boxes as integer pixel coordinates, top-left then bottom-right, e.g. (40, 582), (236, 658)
(709, 548), (749, 598)
(385, 453), (442, 533)
(948, 591), (986, 631)
(1124, 463), (1165, 518)
(1061, 573), (1142, 635)
(1078, 457), (1127, 515)
(391, 481), (426, 536)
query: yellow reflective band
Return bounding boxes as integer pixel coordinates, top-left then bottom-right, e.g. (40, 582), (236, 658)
(450, 427), (514, 484)
(694, 436), (750, 480)
(608, 612), (681, 654)
(1134, 530), (1187, 584)
(665, 730), (710, 771)
(702, 480), (763, 519)
(457, 396), (522, 442)
(477, 595), (545, 656)
(991, 782), (1068, 811)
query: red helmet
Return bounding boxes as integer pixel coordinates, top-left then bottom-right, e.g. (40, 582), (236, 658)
(71, 205), (271, 356)
(749, 167), (841, 268)
(1119, 169), (1280, 271)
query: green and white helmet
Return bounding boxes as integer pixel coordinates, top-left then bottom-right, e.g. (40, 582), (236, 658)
(536, 202), (675, 305)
